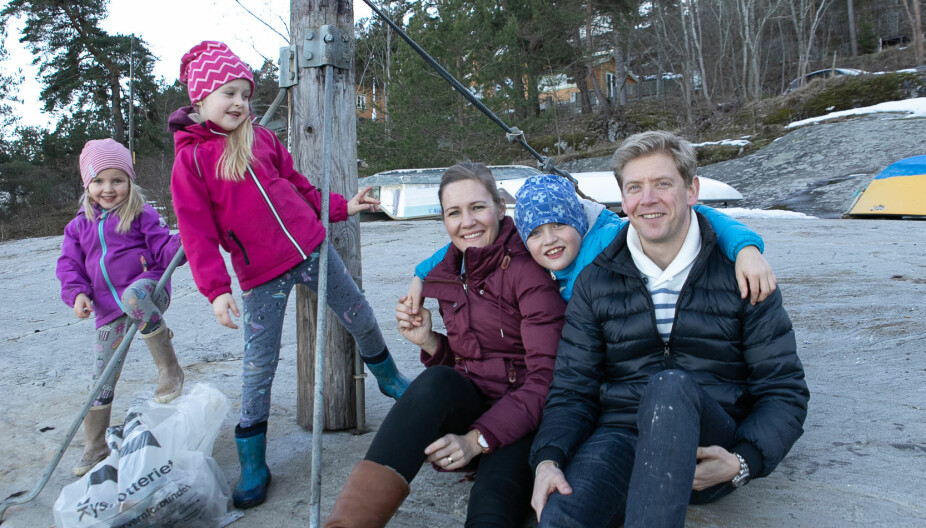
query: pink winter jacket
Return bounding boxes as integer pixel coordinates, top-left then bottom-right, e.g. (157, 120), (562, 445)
(421, 217), (566, 452)
(169, 108), (348, 301)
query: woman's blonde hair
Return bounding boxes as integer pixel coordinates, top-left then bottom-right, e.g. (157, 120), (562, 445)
(82, 179), (147, 233)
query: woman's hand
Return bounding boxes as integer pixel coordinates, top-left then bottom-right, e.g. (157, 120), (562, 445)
(425, 431), (482, 471)
(734, 246), (777, 305)
(346, 185), (381, 216)
(692, 446), (741, 490)
(212, 293), (240, 329)
(396, 295), (439, 354)
(73, 294), (93, 318)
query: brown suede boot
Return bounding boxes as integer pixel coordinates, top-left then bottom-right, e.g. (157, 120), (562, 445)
(142, 325), (184, 403)
(325, 460), (410, 528)
(72, 405), (112, 476)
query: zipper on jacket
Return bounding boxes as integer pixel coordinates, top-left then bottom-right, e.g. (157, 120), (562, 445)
(228, 230), (251, 265)
(246, 165), (308, 260)
(97, 210), (126, 312)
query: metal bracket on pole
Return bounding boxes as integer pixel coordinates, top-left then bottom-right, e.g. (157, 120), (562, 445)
(278, 45), (299, 88)
(301, 25), (352, 70)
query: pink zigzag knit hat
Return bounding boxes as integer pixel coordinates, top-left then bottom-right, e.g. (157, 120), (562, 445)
(179, 41), (255, 104)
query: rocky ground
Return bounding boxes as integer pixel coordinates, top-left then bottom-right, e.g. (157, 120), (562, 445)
(1, 114), (925, 527)
(562, 113), (926, 219)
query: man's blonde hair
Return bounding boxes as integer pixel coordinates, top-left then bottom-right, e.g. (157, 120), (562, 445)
(612, 131), (697, 188)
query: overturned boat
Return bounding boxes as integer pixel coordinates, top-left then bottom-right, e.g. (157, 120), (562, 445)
(362, 166), (743, 220)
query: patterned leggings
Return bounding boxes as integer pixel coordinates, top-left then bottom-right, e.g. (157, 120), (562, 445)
(91, 278), (170, 408)
(238, 242), (386, 428)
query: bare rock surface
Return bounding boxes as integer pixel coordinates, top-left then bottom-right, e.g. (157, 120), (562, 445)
(561, 113), (926, 219)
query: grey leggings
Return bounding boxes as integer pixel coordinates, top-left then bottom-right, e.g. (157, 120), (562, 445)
(91, 278), (170, 407)
(238, 243), (387, 428)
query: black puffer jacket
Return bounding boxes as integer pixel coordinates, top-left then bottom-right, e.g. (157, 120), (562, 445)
(530, 213), (809, 479)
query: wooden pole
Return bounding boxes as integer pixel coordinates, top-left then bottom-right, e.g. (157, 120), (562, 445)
(290, 0), (363, 431)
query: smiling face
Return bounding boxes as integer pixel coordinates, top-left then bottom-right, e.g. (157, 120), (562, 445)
(196, 79), (252, 131)
(441, 179), (507, 252)
(525, 222), (583, 271)
(87, 168), (131, 210)
(620, 152), (699, 262)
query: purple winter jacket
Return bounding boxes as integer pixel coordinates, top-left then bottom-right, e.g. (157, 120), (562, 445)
(421, 217), (566, 452)
(56, 204), (183, 328)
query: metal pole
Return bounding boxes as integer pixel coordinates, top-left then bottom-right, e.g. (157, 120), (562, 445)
(128, 34), (135, 162)
(0, 247), (186, 522)
(308, 63), (335, 528)
(258, 88), (289, 128)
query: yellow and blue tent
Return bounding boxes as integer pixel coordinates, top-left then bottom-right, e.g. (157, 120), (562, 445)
(846, 155), (926, 218)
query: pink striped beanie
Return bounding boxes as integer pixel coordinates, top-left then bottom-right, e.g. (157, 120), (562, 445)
(79, 139), (136, 189)
(179, 41), (254, 104)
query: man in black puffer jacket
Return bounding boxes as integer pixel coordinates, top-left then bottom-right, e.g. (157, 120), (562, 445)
(529, 131), (809, 528)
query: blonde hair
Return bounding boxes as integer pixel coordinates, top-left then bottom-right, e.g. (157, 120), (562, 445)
(217, 117), (255, 181)
(612, 130), (698, 188)
(82, 180), (147, 233)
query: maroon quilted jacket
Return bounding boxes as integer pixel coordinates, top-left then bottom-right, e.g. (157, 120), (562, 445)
(421, 216), (566, 451)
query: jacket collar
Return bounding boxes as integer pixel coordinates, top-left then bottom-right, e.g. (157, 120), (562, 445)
(431, 216), (523, 285)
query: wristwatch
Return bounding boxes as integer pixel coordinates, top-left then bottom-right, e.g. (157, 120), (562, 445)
(731, 452), (751, 488)
(474, 429), (490, 454)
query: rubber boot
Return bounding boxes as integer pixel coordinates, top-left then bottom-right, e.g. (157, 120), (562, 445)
(233, 421), (271, 509)
(72, 405), (112, 476)
(325, 460), (410, 528)
(142, 325), (184, 403)
(365, 352), (411, 400)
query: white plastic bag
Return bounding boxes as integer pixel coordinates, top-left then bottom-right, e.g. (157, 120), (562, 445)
(54, 383), (232, 528)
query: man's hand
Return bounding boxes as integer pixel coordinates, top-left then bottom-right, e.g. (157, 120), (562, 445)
(424, 431), (482, 470)
(346, 185), (381, 216)
(212, 293), (240, 329)
(734, 245), (777, 305)
(73, 294), (93, 318)
(396, 295), (439, 354)
(692, 446), (741, 490)
(531, 461), (572, 522)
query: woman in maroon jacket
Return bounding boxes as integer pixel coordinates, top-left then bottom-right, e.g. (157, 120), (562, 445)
(325, 162), (567, 528)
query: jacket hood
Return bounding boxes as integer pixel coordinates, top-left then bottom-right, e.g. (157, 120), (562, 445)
(168, 105), (199, 133)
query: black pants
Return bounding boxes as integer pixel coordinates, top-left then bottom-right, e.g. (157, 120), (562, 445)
(365, 365), (534, 527)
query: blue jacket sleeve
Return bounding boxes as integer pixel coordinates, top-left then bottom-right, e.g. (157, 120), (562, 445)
(414, 243), (450, 279)
(692, 205), (764, 260)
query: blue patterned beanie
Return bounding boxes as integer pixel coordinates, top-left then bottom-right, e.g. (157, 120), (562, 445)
(514, 175), (588, 244)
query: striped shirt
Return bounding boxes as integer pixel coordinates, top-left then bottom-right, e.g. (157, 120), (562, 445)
(626, 211), (702, 342)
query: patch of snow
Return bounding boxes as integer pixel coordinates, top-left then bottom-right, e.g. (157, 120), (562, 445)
(691, 139), (751, 147)
(787, 97), (926, 128)
(718, 207), (818, 219)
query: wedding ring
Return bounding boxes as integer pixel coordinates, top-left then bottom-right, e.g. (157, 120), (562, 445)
(447, 456), (454, 464)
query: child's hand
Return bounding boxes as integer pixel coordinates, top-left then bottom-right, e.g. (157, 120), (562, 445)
(73, 294), (93, 318)
(734, 246), (777, 305)
(346, 185), (381, 216)
(212, 293), (240, 329)
(396, 295), (439, 354)
(406, 276), (424, 318)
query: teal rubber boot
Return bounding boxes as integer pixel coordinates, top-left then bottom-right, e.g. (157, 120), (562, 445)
(366, 353), (411, 400)
(233, 422), (271, 509)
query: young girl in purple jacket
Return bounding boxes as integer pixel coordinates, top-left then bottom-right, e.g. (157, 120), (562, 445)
(56, 139), (185, 477)
(168, 41), (411, 509)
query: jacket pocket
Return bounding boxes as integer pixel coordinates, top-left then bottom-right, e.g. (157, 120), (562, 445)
(228, 230), (251, 265)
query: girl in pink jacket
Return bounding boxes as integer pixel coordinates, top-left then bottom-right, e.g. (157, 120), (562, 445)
(168, 41), (410, 509)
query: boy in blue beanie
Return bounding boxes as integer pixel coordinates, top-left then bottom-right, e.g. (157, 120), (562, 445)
(407, 173), (774, 306)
